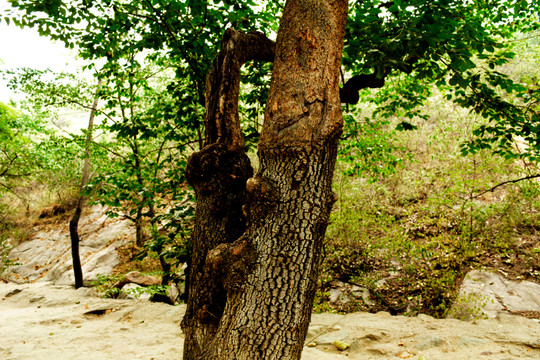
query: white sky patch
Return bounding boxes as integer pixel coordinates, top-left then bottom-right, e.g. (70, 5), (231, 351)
(0, 1), (93, 133)
(0, 22), (79, 101)
(0, 0), (81, 102)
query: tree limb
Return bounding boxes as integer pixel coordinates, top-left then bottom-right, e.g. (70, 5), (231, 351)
(0, 153), (19, 177)
(197, 31), (396, 106)
(204, 28), (275, 149)
(0, 180), (28, 203)
(472, 174), (540, 199)
(339, 72), (387, 104)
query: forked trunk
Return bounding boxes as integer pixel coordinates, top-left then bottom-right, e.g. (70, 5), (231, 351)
(182, 0), (348, 358)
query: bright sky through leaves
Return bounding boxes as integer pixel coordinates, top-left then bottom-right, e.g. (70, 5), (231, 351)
(0, 1), (76, 101)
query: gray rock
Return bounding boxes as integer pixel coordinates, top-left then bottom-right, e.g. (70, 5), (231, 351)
(118, 283), (151, 301)
(415, 334), (446, 350)
(328, 282), (374, 308)
(449, 270), (540, 320)
(124, 271), (161, 287)
(351, 285), (374, 306)
(6, 206), (133, 286)
(75, 287), (97, 297)
(328, 288), (340, 303)
(44, 261), (73, 284)
(167, 282), (180, 304)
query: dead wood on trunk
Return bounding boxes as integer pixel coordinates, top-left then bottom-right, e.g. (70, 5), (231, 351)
(182, 29), (274, 359)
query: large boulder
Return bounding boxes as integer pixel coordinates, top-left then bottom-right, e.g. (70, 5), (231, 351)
(448, 270), (540, 320)
(5, 206), (133, 286)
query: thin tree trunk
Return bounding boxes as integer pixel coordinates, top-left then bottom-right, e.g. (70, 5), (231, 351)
(135, 209), (144, 247)
(69, 79), (102, 289)
(182, 0), (347, 358)
(69, 206), (84, 289)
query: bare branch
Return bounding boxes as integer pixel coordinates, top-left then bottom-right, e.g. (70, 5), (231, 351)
(339, 72), (387, 104)
(472, 174), (540, 199)
(0, 180), (28, 202)
(0, 153), (19, 177)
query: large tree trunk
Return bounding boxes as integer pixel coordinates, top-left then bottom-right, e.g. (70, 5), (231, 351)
(181, 0), (348, 358)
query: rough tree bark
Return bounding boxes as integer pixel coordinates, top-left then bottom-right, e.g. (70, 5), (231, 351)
(181, 0), (348, 358)
(69, 79), (101, 289)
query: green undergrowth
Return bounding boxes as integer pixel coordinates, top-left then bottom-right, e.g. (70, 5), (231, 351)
(0, 187), (79, 277)
(90, 273), (170, 300)
(318, 94), (540, 318)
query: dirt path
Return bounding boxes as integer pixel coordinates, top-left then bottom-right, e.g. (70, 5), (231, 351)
(1, 282), (539, 360)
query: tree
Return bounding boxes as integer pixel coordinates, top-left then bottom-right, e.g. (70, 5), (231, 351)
(3, 69), (114, 288)
(0, 95), (89, 277)
(3, 0), (540, 358)
(69, 78), (101, 289)
(0, 95), (83, 203)
(87, 57), (194, 248)
(0, 101), (45, 200)
(181, 1), (348, 356)
(87, 57), (197, 281)
(338, 0), (540, 167)
(4, 63), (195, 286)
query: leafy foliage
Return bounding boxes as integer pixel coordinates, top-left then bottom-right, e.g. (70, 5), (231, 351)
(343, 0), (540, 165)
(459, 33), (540, 164)
(90, 272), (171, 300)
(0, 100), (84, 275)
(0, 101), (80, 200)
(4, 0), (281, 111)
(84, 53), (198, 253)
(5, 54), (197, 276)
(324, 89), (540, 317)
(339, 113), (410, 180)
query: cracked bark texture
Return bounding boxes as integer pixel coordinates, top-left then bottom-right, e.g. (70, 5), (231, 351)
(182, 0), (348, 358)
(182, 29), (272, 359)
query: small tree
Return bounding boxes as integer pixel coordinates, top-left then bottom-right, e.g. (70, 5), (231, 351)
(88, 57), (199, 249)
(69, 79), (101, 289)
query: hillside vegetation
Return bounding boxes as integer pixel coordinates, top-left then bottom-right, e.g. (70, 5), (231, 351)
(320, 91), (540, 317)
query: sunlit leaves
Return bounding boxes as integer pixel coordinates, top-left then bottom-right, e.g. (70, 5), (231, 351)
(343, 0), (539, 165)
(0, 101), (81, 198)
(339, 113), (411, 180)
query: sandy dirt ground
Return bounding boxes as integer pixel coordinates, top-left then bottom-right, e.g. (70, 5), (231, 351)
(1, 281), (539, 360)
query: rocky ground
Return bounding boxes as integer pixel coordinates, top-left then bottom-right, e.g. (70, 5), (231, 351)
(2, 205), (540, 359)
(0, 281), (539, 360)
(4, 205), (133, 286)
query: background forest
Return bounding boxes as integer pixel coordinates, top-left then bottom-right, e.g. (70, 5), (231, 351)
(1, 0), (539, 319)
